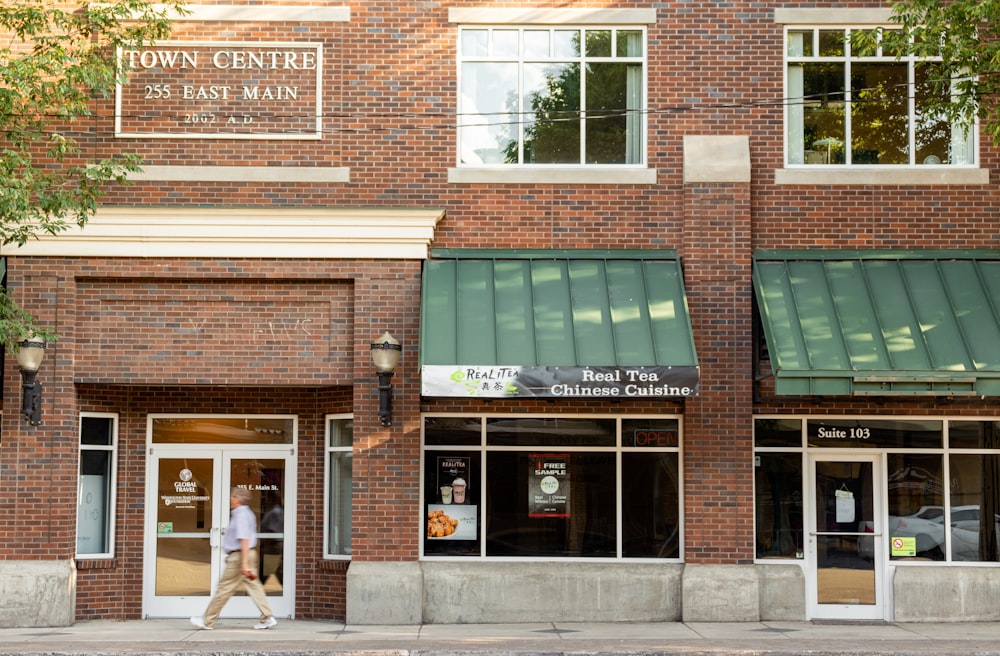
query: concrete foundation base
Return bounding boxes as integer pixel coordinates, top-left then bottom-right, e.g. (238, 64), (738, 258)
(349, 561), (790, 624)
(682, 564), (760, 622)
(893, 565), (1000, 622)
(0, 560), (75, 628)
(422, 561), (683, 623)
(757, 563), (806, 621)
(346, 561), (423, 624)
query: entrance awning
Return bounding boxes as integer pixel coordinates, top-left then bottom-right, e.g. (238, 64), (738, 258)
(753, 250), (1000, 396)
(420, 250), (699, 398)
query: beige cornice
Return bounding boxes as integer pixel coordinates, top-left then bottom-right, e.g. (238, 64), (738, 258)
(1, 207), (445, 260)
(448, 8), (657, 25)
(153, 4), (350, 22)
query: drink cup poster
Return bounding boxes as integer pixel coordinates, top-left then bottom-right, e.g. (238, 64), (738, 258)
(529, 454), (570, 518)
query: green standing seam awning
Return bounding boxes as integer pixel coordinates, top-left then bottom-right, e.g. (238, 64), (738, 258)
(753, 250), (1000, 397)
(420, 250), (699, 399)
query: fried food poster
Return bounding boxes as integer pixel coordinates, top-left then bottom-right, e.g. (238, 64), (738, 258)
(529, 453), (570, 518)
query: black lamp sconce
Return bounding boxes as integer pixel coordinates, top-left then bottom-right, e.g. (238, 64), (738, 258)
(370, 332), (401, 426)
(16, 337), (46, 426)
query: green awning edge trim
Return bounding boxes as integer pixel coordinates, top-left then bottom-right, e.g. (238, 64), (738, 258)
(753, 249), (1000, 397)
(754, 249), (1000, 262)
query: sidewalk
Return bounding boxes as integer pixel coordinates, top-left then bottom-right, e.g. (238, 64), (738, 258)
(1, 619), (1000, 656)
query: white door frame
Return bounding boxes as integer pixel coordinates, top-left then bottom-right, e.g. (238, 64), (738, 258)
(143, 444), (295, 618)
(806, 452), (889, 621)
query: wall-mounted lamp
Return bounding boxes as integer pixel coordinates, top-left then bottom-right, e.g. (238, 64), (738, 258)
(16, 337), (46, 426)
(370, 331), (401, 426)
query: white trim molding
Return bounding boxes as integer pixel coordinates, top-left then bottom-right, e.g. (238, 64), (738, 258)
(773, 8), (894, 24)
(448, 167), (657, 185)
(448, 8), (657, 25)
(775, 167), (990, 186)
(154, 4), (350, 22)
(1, 207), (445, 259)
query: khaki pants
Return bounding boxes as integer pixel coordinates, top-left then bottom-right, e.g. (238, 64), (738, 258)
(203, 549), (273, 627)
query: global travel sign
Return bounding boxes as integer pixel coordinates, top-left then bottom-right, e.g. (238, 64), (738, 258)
(421, 365), (699, 398)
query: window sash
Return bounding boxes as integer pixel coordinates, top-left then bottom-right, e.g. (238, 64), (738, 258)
(77, 414), (118, 558)
(324, 415), (353, 558)
(785, 26), (974, 167)
(458, 27), (646, 166)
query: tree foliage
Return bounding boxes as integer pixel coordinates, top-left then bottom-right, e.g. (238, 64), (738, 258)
(0, 0), (181, 345)
(873, 0), (1000, 144)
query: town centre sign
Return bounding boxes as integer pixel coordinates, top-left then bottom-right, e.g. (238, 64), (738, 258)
(115, 41), (323, 139)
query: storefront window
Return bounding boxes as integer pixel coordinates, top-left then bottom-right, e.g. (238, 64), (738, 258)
(755, 453), (803, 559)
(422, 415), (681, 559)
(77, 414), (117, 557)
(949, 451), (1000, 563)
(886, 453), (945, 560)
(325, 416), (353, 557)
(755, 417), (1000, 563)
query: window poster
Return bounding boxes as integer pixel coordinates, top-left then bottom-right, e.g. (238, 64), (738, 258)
(426, 504), (478, 540)
(528, 453), (570, 518)
(437, 456), (470, 504)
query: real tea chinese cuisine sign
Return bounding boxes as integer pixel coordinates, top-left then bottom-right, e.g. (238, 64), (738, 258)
(116, 42), (322, 138)
(421, 365), (699, 398)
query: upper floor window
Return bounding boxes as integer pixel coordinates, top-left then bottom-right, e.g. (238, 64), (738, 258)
(786, 27), (975, 167)
(458, 27), (646, 166)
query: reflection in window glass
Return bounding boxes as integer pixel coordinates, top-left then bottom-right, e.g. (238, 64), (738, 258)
(755, 453), (803, 559)
(458, 26), (645, 166)
(949, 454), (1000, 562)
(152, 417), (293, 444)
(887, 453), (945, 560)
(786, 26), (974, 166)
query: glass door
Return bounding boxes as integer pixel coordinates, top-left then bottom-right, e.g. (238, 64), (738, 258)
(807, 454), (886, 620)
(144, 447), (294, 618)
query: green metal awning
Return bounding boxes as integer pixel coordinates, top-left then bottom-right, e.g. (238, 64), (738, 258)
(420, 250), (699, 398)
(753, 250), (1000, 397)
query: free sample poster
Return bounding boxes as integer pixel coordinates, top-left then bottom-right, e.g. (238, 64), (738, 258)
(528, 453), (570, 518)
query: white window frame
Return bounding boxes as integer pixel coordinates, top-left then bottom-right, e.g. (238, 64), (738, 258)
(76, 412), (119, 559)
(774, 9), (988, 186)
(323, 413), (353, 559)
(448, 8), (658, 184)
(753, 414), (1000, 565)
(420, 412), (684, 562)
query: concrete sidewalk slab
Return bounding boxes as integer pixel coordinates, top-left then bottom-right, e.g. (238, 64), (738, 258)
(1, 619), (1000, 656)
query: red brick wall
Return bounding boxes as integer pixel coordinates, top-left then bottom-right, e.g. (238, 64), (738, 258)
(3, 0), (1000, 622)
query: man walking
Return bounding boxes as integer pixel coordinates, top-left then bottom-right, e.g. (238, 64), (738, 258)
(190, 487), (278, 630)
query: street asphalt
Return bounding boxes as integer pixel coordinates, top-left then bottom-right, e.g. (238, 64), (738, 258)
(1, 619), (1000, 656)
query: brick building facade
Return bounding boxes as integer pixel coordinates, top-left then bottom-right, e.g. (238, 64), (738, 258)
(2, 1), (1000, 627)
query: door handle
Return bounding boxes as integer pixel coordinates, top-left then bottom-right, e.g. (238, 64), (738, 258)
(210, 526), (221, 549)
